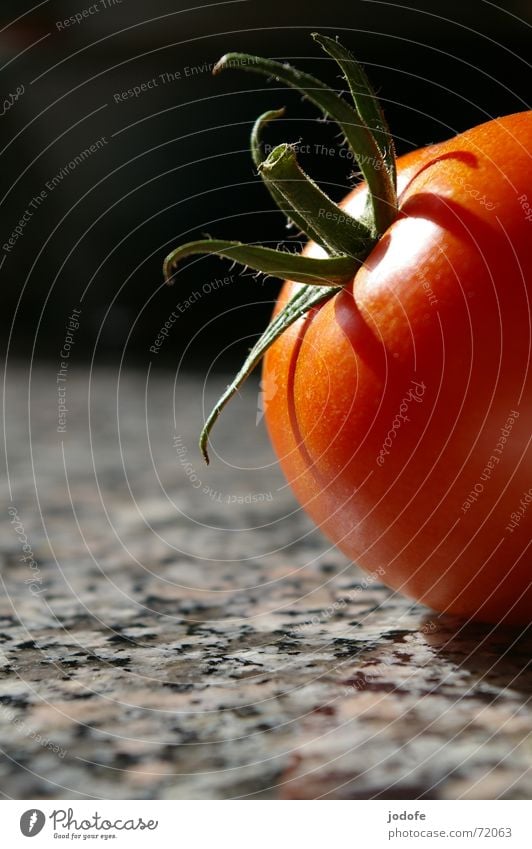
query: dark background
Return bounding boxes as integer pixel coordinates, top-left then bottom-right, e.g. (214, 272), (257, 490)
(1, 0), (530, 370)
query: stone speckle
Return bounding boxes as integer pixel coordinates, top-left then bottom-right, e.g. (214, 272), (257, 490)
(1, 367), (531, 799)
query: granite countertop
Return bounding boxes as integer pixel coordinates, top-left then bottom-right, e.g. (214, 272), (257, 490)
(1, 366), (531, 799)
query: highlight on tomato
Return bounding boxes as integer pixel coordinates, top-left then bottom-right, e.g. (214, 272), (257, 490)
(164, 34), (532, 625)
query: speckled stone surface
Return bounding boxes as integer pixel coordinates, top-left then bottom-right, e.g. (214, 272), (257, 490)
(1, 367), (531, 799)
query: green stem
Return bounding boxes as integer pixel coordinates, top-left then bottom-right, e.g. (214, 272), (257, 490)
(251, 108), (285, 170)
(163, 239), (357, 286)
(214, 48), (397, 236)
(199, 282), (340, 463)
(312, 33), (396, 190)
(260, 143), (374, 258)
(251, 108), (330, 250)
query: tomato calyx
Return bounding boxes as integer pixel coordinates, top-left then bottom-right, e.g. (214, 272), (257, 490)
(163, 33), (398, 463)
(215, 32), (397, 236)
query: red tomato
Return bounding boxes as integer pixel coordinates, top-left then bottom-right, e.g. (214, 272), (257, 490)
(263, 111), (532, 625)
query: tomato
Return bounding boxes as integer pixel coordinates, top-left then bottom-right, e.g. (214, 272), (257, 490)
(165, 37), (532, 625)
(263, 111), (532, 625)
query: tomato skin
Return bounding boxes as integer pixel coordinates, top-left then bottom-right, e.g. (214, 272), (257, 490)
(263, 112), (532, 625)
